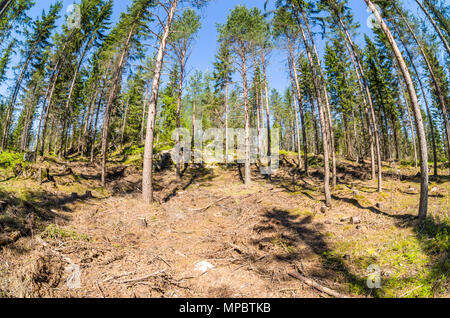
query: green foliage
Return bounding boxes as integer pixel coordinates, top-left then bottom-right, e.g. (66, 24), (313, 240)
(0, 151), (25, 169)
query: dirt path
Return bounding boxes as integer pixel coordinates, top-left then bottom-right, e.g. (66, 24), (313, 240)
(0, 157), (448, 298)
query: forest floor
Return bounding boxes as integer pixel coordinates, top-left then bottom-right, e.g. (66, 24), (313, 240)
(0, 149), (448, 298)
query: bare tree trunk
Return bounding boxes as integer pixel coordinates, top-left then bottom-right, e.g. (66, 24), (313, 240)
(290, 2), (331, 206)
(287, 40), (308, 174)
(225, 80), (229, 165)
(396, 7), (450, 175)
(260, 47), (272, 175)
(301, 10), (336, 187)
(60, 41), (92, 158)
(0, 0), (12, 21)
(309, 96), (320, 155)
(241, 46), (251, 185)
(120, 97), (129, 147)
(394, 62), (418, 169)
(288, 55), (303, 170)
(337, 16), (382, 191)
(393, 24), (438, 176)
(101, 27), (134, 187)
(142, 0), (178, 204)
(175, 51), (186, 181)
(140, 82), (149, 144)
(1, 53), (33, 150)
(366, 0), (429, 220)
(340, 28), (376, 178)
(90, 90), (103, 163)
(415, 0), (450, 56)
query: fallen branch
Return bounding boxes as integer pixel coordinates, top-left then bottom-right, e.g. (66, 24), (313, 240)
(399, 285), (423, 298)
(289, 271), (349, 298)
(113, 269), (167, 284)
(190, 196), (231, 212)
(102, 271), (137, 283)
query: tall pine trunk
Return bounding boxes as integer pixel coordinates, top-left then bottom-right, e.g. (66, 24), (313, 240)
(366, 0), (429, 221)
(142, 0), (178, 204)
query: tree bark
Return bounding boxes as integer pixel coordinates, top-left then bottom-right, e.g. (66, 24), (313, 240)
(241, 45), (251, 185)
(393, 23), (438, 176)
(395, 6), (450, 175)
(366, 0), (429, 220)
(290, 1), (331, 206)
(142, 0), (178, 204)
(287, 39), (308, 174)
(415, 0), (450, 56)
(336, 16), (382, 191)
(101, 26), (134, 187)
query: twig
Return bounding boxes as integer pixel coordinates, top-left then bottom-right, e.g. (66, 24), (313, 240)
(102, 271), (137, 283)
(96, 280), (106, 298)
(289, 271), (349, 298)
(189, 196), (231, 212)
(399, 285), (423, 298)
(113, 269), (167, 284)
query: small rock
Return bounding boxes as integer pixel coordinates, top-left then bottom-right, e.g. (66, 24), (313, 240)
(376, 203), (383, 209)
(408, 186), (416, 193)
(430, 187), (438, 193)
(340, 216), (351, 222)
(352, 190), (359, 197)
(320, 206), (328, 214)
(194, 261), (215, 274)
(325, 219), (332, 224)
(356, 225), (362, 230)
(351, 216), (361, 224)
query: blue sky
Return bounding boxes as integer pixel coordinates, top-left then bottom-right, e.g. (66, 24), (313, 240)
(0, 0), (424, 97)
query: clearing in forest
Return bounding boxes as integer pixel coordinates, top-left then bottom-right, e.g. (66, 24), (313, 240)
(0, 152), (448, 298)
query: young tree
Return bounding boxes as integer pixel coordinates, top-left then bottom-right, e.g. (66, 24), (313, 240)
(168, 8), (201, 180)
(213, 41), (233, 164)
(218, 6), (266, 185)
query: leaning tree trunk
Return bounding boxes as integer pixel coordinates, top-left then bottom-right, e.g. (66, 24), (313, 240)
(393, 24), (438, 176)
(0, 0), (12, 21)
(396, 7), (450, 175)
(142, 0), (178, 204)
(101, 26), (134, 187)
(300, 10), (336, 187)
(1, 52), (33, 150)
(290, 1), (331, 206)
(366, 0), (429, 221)
(340, 28), (376, 179)
(60, 40), (92, 158)
(415, 0), (450, 56)
(393, 62), (418, 169)
(337, 16), (382, 192)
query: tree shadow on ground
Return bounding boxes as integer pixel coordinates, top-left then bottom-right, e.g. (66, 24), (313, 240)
(251, 208), (370, 296)
(331, 193), (449, 297)
(0, 188), (78, 246)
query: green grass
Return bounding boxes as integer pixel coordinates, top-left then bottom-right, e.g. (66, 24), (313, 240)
(40, 224), (90, 242)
